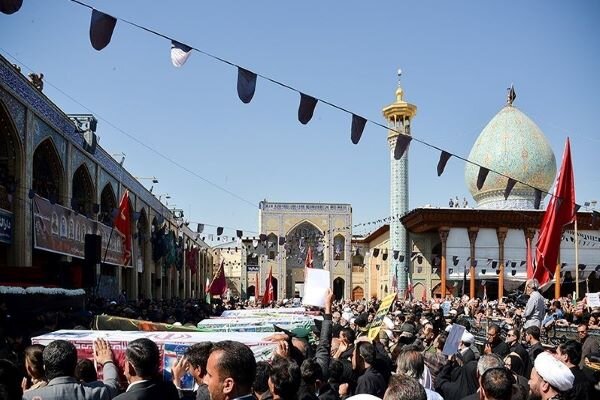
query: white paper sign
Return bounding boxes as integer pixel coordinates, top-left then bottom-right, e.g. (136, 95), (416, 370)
(442, 324), (466, 356)
(302, 268), (331, 308)
(587, 292), (600, 308)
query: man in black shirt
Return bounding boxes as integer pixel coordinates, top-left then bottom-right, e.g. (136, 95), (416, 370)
(484, 324), (509, 359)
(505, 328), (529, 375)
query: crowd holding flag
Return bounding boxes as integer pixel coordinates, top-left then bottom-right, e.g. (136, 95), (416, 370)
(113, 190), (132, 266)
(305, 246), (314, 268)
(406, 275), (413, 300)
(208, 260), (227, 296)
(262, 267), (274, 305)
(533, 138), (576, 286)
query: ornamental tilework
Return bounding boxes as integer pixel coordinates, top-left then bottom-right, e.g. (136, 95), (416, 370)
(465, 106), (556, 208)
(0, 62), (78, 143)
(0, 88), (25, 142)
(0, 57), (165, 213)
(32, 115), (67, 164)
(98, 168), (118, 197)
(71, 148), (96, 185)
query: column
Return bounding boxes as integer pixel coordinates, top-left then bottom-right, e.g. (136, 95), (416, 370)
(15, 109), (35, 267)
(496, 228), (508, 302)
(439, 228), (449, 298)
(468, 227), (479, 299)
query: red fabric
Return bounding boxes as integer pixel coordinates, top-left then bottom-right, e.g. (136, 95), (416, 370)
(208, 260), (227, 296)
(113, 190), (131, 266)
(304, 246), (313, 268)
(406, 275), (413, 300)
(186, 248), (198, 275)
(262, 267), (273, 305)
(534, 138), (576, 285)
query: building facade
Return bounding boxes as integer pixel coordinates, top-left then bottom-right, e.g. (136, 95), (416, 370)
(0, 55), (213, 300)
(399, 92), (600, 300)
(257, 201), (352, 300)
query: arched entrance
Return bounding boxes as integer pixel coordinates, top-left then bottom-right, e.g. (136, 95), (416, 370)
(352, 286), (364, 301)
(32, 138), (64, 274)
(247, 285), (256, 298)
(285, 221), (324, 297)
(100, 183), (116, 225)
(33, 138), (63, 204)
(0, 100), (23, 267)
(72, 164), (94, 216)
(333, 277), (345, 300)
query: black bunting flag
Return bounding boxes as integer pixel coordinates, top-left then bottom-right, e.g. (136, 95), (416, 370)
(351, 114), (367, 144)
(477, 167), (490, 190)
(534, 189), (542, 209)
(298, 93), (318, 125)
(237, 67), (257, 104)
(394, 134), (412, 160)
(89, 9), (117, 51)
(504, 178), (517, 200)
(437, 151), (452, 176)
(0, 0), (22, 15)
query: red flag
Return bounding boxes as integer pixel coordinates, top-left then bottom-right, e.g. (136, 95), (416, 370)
(262, 267), (274, 305)
(113, 190), (131, 266)
(534, 138), (576, 285)
(526, 237), (534, 279)
(305, 246), (314, 268)
(208, 260), (227, 296)
(406, 275), (413, 300)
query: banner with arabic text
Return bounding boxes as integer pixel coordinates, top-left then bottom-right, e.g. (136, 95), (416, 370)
(33, 195), (126, 265)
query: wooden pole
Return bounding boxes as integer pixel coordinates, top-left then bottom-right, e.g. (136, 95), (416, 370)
(497, 228), (507, 303)
(575, 218), (580, 300)
(468, 228), (479, 299)
(555, 248), (561, 300)
(439, 229), (449, 299)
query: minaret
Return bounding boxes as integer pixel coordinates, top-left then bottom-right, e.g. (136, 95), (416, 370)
(382, 70), (417, 297)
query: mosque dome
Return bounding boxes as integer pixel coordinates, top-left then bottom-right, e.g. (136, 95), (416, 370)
(465, 103), (556, 209)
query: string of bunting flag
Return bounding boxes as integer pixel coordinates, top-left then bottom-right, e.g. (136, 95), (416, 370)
(200, 247), (600, 273)
(2, 0), (595, 215)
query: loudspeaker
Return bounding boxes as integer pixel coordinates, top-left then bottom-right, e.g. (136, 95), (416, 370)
(85, 234), (102, 265)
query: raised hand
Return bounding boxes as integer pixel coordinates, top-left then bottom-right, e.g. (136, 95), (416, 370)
(93, 338), (113, 366)
(171, 357), (189, 386)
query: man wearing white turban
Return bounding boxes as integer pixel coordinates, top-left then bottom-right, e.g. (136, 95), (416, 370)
(529, 351), (574, 400)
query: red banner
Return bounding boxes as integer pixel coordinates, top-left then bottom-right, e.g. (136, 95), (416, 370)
(33, 195), (126, 266)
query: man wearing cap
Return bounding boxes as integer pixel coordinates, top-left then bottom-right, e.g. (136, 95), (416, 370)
(460, 332), (476, 364)
(529, 352), (574, 400)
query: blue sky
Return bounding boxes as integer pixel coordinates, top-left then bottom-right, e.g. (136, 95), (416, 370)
(2, 1), (599, 238)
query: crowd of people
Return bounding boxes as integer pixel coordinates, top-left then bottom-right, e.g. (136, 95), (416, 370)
(0, 278), (599, 400)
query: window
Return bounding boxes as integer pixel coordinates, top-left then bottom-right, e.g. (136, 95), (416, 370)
(334, 234), (345, 260)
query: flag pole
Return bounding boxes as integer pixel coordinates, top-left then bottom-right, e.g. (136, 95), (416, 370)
(555, 248), (561, 300)
(575, 218), (580, 300)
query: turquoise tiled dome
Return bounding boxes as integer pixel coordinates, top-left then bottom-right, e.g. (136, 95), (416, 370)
(465, 105), (556, 209)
